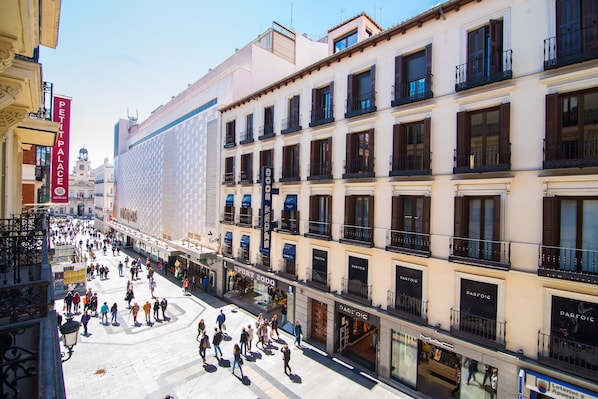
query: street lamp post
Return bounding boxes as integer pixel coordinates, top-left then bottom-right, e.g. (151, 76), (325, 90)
(59, 317), (81, 362)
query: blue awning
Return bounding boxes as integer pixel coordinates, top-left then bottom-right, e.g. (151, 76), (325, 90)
(282, 243), (296, 260)
(240, 235), (250, 249)
(284, 195), (297, 211)
(241, 194), (252, 208)
(225, 194), (234, 207)
(224, 231), (233, 244)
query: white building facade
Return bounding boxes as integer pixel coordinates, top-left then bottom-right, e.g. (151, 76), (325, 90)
(93, 158), (113, 232)
(219, 1), (598, 398)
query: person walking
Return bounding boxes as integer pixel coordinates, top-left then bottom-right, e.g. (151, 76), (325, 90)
(130, 265), (135, 281)
(130, 302), (140, 325)
(143, 301), (152, 325)
(231, 344), (244, 378)
(198, 332), (209, 364)
(294, 320), (302, 348)
(160, 297), (168, 320)
(90, 293), (98, 317)
(72, 292), (81, 314)
(281, 344), (292, 374)
(281, 303), (288, 326)
(271, 314), (280, 339)
(202, 275), (209, 292)
(247, 324), (254, 352)
(110, 302), (118, 324)
(466, 358), (479, 385)
(100, 302), (109, 325)
(198, 319), (206, 335)
(118, 261), (123, 277)
(125, 287), (134, 309)
(191, 275), (197, 291)
(81, 310), (91, 335)
(149, 278), (157, 298)
(182, 277), (190, 295)
(64, 291), (73, 315)
(153, 298), (161, 321)
(216, 309), (226, 332)
(239, 327), (249, 356)
(212, 327), (223, 359)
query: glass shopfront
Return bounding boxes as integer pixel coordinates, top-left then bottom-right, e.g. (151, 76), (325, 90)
(390, 330), (418, 388)
(337, 302), (379, 372)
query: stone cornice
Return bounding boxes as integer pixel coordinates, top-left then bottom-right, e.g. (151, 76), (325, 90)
(0, 36), (17, 74)
(0, 76), (24, 109)
(0, 105), (28, 135)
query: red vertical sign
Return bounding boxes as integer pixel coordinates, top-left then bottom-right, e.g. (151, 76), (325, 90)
(51, 95), (71, 203)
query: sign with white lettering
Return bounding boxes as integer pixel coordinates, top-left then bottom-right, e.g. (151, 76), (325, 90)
(419, 334), (454, 350)
(551, 296), (597, 346)
(51, 95), (71, 203)
(260, 166), (278, 254)
(338, 302), (370, 322)
(233, 264), (277, 287)
(396, 265), (422, 300)
(460, 279), (497, 320)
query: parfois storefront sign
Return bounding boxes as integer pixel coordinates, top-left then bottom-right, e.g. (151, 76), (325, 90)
(51, 95), (71, 203)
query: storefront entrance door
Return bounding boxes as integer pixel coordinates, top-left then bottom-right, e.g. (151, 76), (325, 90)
(311, 300), (327, 345)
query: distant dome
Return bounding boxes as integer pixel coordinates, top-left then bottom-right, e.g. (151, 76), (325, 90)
(79, 148), (88, 154)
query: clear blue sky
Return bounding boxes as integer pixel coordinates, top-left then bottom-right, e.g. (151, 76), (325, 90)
(41, 1), (440, 169)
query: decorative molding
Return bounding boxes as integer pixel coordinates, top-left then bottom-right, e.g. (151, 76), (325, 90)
(0, 77), (23, 109)
(0, 36), (17, 73)
(0, 106), (28, 134)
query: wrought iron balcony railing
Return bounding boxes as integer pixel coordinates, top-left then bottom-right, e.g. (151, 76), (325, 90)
(345, 91), (376, 118)
(538, 331), (598, 382)
(308, 161), (333, 180)
(543, 137), (598, 169)
(455, 49), (513, 91)
(453, 142), (511, 174)
(340, 224), (373, 246)
(341, 277), (372, 306)
(239, 129), (254, 144)
(389, 153), (431, 176)
(449, 236), (510, 270)
(538, 244), (598, 285)
(544, 24), (598, 70)
(304, 220), (332, 240)
(387, 291), (428, 324)
(281, 114), (301, 134)
(450, 308), (506, 350)
(386, 229), (430, 257)
(391, 74), (433, 107)
(309, 106), (334, 128)
(305, 267), (330, 291)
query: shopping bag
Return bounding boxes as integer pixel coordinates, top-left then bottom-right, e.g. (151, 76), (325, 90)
(222, 323), (226, 331)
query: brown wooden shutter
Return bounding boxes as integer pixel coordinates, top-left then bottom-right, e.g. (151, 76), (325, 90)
(583, 0), (598, 50)
(368, 196), (374, 229)
(543, 196), (558, 247)
(346, 74), (354, 112)
(423, 117), (431, 170)
(423, 196), (431, 236)
(329, 81), (335, 117)
(326, 137), (332, 173)
(456, 111), (470, 168)
(545, 93), (560, 162)
(345, 195), (355, 224)
(346, 133), (354, 173)
(294, 144), (300, 177)
(394, 55), (404, 100)
(454, 196), (465, 238)
(370, 65), (376, 106)
(499, 103), (510, 165)
(311, 88), (317, 123)
(292, 95), (300, 121)
(392, 124), (401, 171)
(310, 140), (316, 175)
(489, 19), (503, 75)
(391, 196), (402, 231)
(368, 128), (375, 171)
(309, 196), (317, 222)
(424, 43), (432, 93)
(492, 195), (501, 241)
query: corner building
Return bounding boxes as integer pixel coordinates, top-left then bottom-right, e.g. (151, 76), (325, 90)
(219, 1), (598, 398)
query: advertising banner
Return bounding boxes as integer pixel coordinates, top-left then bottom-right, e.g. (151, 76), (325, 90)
(51, 95), (71, 203)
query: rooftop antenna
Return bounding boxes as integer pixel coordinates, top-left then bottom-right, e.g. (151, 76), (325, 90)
(338, 8), (345, 23)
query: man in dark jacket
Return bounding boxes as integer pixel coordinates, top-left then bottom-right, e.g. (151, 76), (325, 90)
(212, 328), (223, 359)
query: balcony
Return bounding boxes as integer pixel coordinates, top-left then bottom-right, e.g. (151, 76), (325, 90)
(309, 106), (334, 128)
(278, 259), (297, 281)
(391, 74), (433, 107)
(455, 49), (513, 92)
(253, 215), (262, 230)
(254, 252), (271, 272)
(308, 161), (333, 181)
(340, 224), (373, 247)
(279, 165), (300, 182)
(543, 137), (598, 169)
(387, 291), (428, 324)
(239, 129), (254, 145)
(304, 220), (332, 241)
(449, 236), (510, 270)
(281, 114), (302, 135)
(222, 171), (235, 185)
(386, 230), (430, 257)
(238, 170), (253, 185)
(453, 143), (511, 174)
(538, 331), (598, 382)
(0, 211), (65, 399)
(220, 211), (234, 225)
(342, 158), (374, 179)
(236, 248), (251, 264)
(236, 213), (252, 227)
(538, 245), (598, 285)
(222, 244), (233, 258)
(304, 267), (330, 292)
(345, 91), (376, 119)
(258, 123), (276, 140)
(450, 308), (506, 350)
(278, 218), (299, 235)
(341, 277), (372, 306)
(389, 153), (431, 177)
(223, 135), (236, 148)
(544, 25), (598, 70)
